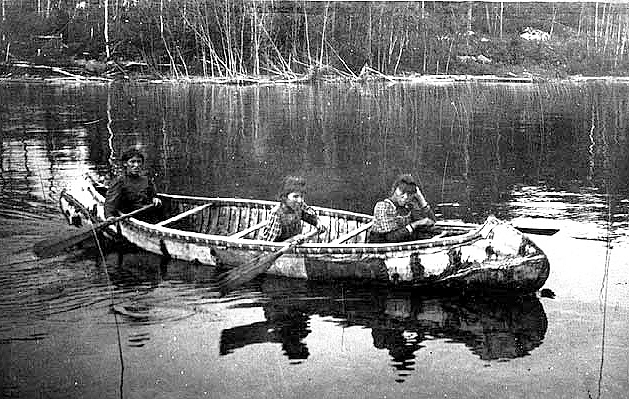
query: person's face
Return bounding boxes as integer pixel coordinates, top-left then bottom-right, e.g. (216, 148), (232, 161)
(124, 155), (143, 176)
(391, 187), (412, 206)
(285, 191), (304, 210)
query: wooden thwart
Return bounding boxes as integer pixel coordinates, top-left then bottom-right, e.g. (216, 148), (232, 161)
(330, 221), (374, 244)
(156, 203), (212, 227)
(229, 220), (269, 239)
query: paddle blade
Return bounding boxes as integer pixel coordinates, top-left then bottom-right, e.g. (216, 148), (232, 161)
(217, 251), (282, 293)
(33, 226), (97, 258)
(513, 226), (559, 236)
(217, 229), (320, 294)
(33, 204), (154, 259)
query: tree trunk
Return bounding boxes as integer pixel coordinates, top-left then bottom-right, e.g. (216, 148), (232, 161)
(550, 4), (556, 38)
(467, 2), (472, 52)
(319, 2), (329, 66)
(104, 0), (110, 58)
(160, 0), (177, 76)
(304, 1), (312, 64)
(252, 2), (260, 75)
(578, 2), (584, 37)
(1, 0), (5, 43)
(499, 2), (503, 39)
(368, 4), (372, 66)
(595, 2), (599, 47)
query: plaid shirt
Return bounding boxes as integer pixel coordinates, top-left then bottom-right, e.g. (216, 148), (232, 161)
(260, 202), (319, 242)
(372, 199), (412, 233)
(369, 195), (435, 243)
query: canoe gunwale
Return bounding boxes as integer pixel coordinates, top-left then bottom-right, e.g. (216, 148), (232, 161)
(125, 217), (486, 255)
(158, 193), (375, 222)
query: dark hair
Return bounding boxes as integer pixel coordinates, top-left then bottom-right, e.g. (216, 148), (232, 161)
(278, 175), (306, 200)
(391, 173), (419, 195)
(120, 148), (145, 163)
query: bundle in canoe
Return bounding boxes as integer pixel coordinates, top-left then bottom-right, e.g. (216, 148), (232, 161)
(57, 174), (551, 294)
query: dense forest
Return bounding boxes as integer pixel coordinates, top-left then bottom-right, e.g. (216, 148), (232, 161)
(2, 1), (629, 79)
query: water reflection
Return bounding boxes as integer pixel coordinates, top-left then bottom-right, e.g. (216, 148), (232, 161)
(220, 278), (547, 380)
(3, 81), (629, 216)
(102, 249), (219, 330)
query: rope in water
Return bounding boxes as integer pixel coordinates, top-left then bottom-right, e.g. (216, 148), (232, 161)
(596, 189), (613, 399)
(88, 221), (125, 399)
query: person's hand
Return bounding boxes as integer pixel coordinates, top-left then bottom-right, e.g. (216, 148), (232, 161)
(410, 218), (435, 229)
(317, 224), (328, 234)
(411, 188), (428, 208)
(152, 197), (162, 207)
(293, 234), (307, 244)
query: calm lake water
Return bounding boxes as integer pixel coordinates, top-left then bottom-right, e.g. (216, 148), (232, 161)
(1, 80), (628, 399)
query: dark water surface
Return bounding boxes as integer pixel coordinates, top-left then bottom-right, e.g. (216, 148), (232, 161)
(0, 81), (628, 398)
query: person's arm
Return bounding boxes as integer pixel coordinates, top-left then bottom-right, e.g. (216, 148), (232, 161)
(300, 203), (320, 226)
(147, 177), (162, 207)
(259, 206), (282, 242)
(300, 203), (327, 235)
(104, 178), (123, 218)
(409, 188), (435, 228)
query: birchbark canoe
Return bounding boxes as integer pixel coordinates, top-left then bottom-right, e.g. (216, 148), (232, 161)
(57, 174), (550, 293)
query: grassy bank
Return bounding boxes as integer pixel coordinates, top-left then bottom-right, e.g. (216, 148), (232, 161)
(2, 2), (629, 82)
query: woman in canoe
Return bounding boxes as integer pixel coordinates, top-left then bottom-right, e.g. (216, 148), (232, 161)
(260, 175), (326, 242)
(105, 148), (162, 222)
(367, 173), (435, 243)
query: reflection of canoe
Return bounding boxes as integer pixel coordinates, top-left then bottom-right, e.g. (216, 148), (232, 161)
(220, 278), (547, 371)
(58, 174), (549, 293)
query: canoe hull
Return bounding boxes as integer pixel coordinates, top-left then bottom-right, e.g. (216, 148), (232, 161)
(58, 174), (550, 293)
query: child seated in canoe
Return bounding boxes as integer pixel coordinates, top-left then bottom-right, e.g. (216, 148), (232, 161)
(260, 176), (326, 242)
(105, 148), (162, 222)
(367, 173), (435, 243)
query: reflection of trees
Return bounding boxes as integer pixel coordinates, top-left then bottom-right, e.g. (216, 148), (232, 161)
(150, 81), (629, 217)
(3, 81), (629, 218)
(219, 277), (547, 382)
(0, 84), (109, 209)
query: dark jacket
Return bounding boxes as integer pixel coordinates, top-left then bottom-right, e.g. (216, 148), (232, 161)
(104, 174), (156, 218)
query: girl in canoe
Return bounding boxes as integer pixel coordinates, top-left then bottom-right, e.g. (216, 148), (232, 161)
(105, 148), (162, 221)
(260, 175), (326, 242)
(367, 173), (435, 243)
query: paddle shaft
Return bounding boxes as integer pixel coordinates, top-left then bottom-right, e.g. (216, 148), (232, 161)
(34, 204), (154, 257)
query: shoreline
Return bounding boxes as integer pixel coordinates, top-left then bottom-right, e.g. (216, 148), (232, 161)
(3, 60), (629, 85)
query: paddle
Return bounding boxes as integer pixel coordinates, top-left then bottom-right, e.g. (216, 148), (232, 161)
(217, 228), (321, 293)
(510, 225), (559, 236)
(33, 204), (154, 258)
(435, 220), (559, 236)
(434, 203), (559, 236)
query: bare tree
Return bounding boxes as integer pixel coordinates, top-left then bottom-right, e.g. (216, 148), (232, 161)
(104, 0), (110, 58)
